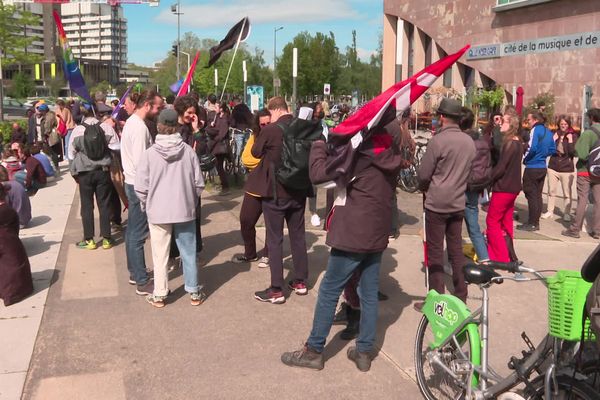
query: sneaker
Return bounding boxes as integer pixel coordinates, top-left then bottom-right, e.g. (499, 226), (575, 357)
(347, 346), (371, 372)
(281, 345), (324, 370)
(310, 214), (321, 227)
(288, 280), (308, 295)
(561, 229), (580, 239)
(76, 239), (97, 250)
(129, 269), (154, 285)
(111, 222), (123, 231)
(136, 281), (154, 296)
(541, 212), (553, 219)
(190, 291), (207, 306)
(146, 294), (166, 308)
(591, 232), (600, 240)
(516, 223), (539, 232)
(254, 287), (285, 304)
(102, 238), (113, 250)
(128, 277), (136, 285)
(231, 254), (258, 263)
(257, 257), (269, 268)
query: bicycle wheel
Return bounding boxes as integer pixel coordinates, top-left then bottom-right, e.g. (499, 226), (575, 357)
(524, 375), (600, 399)
(398, 165), (419, 193)
(414, 315), (476, 400)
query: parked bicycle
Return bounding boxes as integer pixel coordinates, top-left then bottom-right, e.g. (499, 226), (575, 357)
(414, 260), (600, 399)
(398, 136), (428, 193)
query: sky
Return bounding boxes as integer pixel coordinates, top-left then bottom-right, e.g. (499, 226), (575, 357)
(124, 0), (382, 68)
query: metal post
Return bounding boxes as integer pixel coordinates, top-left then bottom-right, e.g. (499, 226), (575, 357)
(242, 60), (247, 104)
(214, 68), (218, 96)
(273, 26), (283, 97)
(180, 50), (191, 83)
(292, 47), (298, 114)
(177, 0), (180, 81)
(0, 52), (4, 122)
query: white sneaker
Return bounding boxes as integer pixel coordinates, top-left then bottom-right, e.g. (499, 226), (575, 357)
(310, 214), (321, 227)
(541, 212), (553, 219)
(257, 257), (269, 268)
(563, 214), (572, 222)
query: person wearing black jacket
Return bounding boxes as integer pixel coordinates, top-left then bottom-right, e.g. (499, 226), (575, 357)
(206, 102), (231, 195)
(542, 116), (576, 222)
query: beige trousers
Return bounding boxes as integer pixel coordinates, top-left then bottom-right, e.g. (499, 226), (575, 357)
(546, 168), (574, 216)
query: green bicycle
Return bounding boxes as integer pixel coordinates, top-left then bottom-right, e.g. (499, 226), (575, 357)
(414, 261), (599, 399)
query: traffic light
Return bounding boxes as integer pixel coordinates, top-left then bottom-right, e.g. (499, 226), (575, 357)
(172, 44), (178, 57)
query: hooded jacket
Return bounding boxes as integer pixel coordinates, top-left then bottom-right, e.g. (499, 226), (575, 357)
(309, 130), (405, 253)
(134, 133), (204, 224)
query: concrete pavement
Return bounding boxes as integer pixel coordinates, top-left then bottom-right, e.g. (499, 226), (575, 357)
(1, 167), (599, 399)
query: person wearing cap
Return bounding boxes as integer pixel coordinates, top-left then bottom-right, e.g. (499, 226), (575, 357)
(134, 109), (206, 308)
(415, 98), (476, 307)
(69, 103), (114, 251)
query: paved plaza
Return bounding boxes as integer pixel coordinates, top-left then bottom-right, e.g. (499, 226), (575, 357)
(1, 166), (598, 400)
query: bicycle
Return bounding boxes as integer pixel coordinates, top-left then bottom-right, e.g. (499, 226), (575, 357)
(398, 137), (428, 193)
(414, 260), (600, 399)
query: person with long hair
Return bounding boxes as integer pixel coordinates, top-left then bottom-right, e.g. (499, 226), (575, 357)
(542, 115), (576, 222)
(230, 103), (254, 173)
(206, 102), (231, 195)
(486, 113), (524, 262)
(231, 109), (271, 265)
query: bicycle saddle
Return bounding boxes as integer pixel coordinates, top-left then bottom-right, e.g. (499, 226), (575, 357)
(464, 263), (502, 285)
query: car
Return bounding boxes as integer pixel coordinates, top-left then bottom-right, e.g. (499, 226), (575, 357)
(2, 98), (28, 118)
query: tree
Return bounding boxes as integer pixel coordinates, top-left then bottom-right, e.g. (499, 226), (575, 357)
(9, 71), (34, 98)
(90, 80), (111, 96)
(0, 2), (43, 66)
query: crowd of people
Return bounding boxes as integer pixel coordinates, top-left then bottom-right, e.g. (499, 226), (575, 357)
(1, 88), (599, 372)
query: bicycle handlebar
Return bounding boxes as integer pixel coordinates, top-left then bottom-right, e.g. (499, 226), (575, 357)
(486, 260), (522, 273)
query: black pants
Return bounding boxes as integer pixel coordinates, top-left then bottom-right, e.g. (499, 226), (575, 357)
(109, 183), (122, 225)
(425, 209), (467, 301)
(240, 192), (268, 259)
(523, 168), (547, 226)
(262, 196), (308, 289)
(78, 169), (112, 240)
(215, 154), (229, 190)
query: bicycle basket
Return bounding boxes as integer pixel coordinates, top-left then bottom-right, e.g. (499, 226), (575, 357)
(199, 154), (216, 172)
(547, 270), (594, 341)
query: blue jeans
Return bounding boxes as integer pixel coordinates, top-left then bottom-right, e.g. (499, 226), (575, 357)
(14, 170), (44, 194)
(173, 220), (200, 293)
(124, 183), (150, 285)
(64, 129), (73, 156)
(307, 249), (382, 354)
(464, 191), (489, 261)
(233, 132), (248, 171)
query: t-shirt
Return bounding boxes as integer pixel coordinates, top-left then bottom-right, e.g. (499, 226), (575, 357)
(121, 113), (152, 185)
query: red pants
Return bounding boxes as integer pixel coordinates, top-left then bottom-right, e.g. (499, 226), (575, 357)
(486, 192), (518, 262)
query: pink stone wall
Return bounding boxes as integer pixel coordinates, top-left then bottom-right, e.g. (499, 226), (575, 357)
(384, 0), (600, 121)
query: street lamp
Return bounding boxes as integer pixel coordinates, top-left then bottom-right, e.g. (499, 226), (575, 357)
(171, 1), (183, 81)
(273, 26), (283, 96)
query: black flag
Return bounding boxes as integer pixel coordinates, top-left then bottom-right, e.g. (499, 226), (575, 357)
(207, 17), (251, 67)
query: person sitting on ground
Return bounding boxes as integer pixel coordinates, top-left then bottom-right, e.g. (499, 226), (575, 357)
(231, 108), (271, 265)
(2, 149), (23, 181)
(70, 104), (114, 250)
(32, 143), (56, 179)
(10, 123), (26, 145)
(135, 109), (206, 308)
(0, 165), (31, 229)
(0, 183), (33, 306)
(14, 145), (47, 195)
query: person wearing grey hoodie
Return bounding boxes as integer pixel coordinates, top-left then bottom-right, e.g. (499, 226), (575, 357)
(134, 109), (206, 308)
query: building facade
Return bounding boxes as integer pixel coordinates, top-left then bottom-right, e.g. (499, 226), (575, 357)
(383, 0), (600, 124)
(5, 1), (127, 86)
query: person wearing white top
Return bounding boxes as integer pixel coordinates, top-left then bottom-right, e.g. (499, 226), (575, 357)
(120, 90), (162, 295)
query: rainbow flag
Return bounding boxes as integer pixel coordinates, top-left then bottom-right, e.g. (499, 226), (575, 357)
(53, 11), (93, 103)
(174, 51), (200, 97)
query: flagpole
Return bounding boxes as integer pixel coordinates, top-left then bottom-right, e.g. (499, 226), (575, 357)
(219, 18), (247, 103)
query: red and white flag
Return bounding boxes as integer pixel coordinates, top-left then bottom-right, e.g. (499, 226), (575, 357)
(332, 45), (470, 135)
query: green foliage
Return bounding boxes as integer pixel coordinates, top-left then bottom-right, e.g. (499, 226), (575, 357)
(90, 81), (111, 96)
(473, 86), (505, 116)
(47, 77), (66, 97)
(526, 91), (555, 123)
(0, 2), (43, 66)
(0, 119), (27, 145)
(9, 72), (34, 98)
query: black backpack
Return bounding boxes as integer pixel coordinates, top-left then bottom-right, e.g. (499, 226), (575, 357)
(467, 131), (492, 192)
(586, 127), (600, 177)
(582, 245), (600, 348)
(81, 122), (108, 161)
(275, 118), (324, 191)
